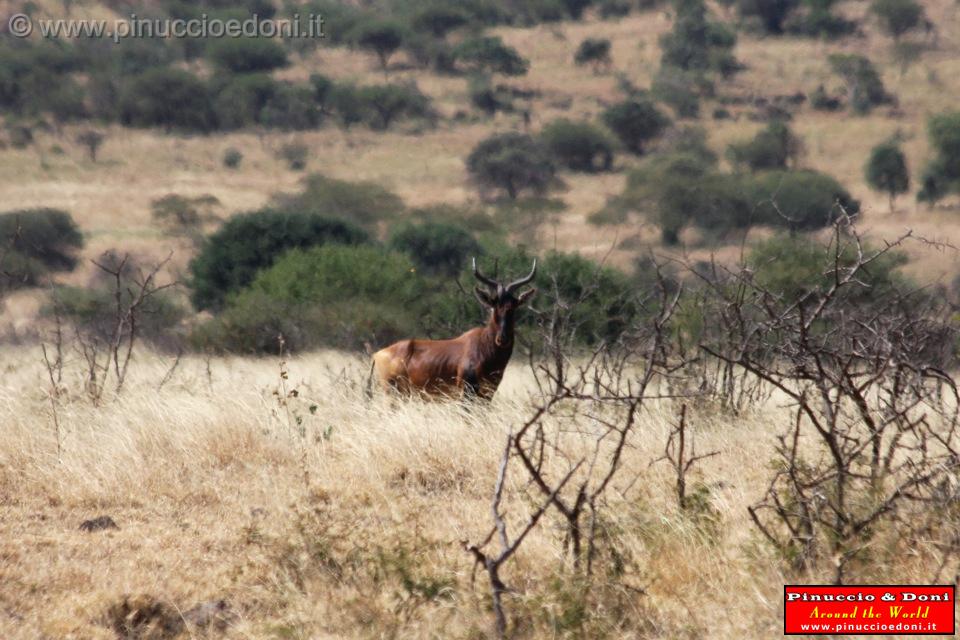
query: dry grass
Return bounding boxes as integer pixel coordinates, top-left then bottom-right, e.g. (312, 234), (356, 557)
(0, 345), (816, 639)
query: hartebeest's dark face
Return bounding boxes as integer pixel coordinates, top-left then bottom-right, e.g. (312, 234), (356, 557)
(473, 258), (537, 347)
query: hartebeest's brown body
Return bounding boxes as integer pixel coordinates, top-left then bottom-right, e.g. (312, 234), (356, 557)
(372, 259), (537, 400)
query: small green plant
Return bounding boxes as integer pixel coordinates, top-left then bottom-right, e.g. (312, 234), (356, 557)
(222, 147), (243, 169)
(573, 38), (612, 73)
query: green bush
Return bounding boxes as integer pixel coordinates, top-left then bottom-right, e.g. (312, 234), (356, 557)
(737, 0), (800, 33)
(0, 207), (83, 273)
(408, 3), (471, 37)
(270, 173), (405, 230)
(828, 54), (892, 114)
(865, 140), (909, 211)
(259, 83), (322, 130)
(871, 0), (924, 40)
(541, 119), (616, 172)
(750, 169), (860, 230)
(223, 147), (244, 169)
(278, 142), (309, 171)
(785, 0), (856, 37)
(119, 67), (216, 132)
(574, 38), (612, 73)
(917, 111), (960, 205)
(328, 82), (366, 129)
(213, 73), (276, 130)
(207, 37), (288, 73)
(466, 132), (557, 199)
(352, 19), (406, 70)
(652, 69), (701, 118)
(726, 120), (802, 171)
(660, 0), (740, 76)
(357, 82), (433, 130)
(188, 209), (370, 311)
(388, 221), (482, 277)
(601, 98), (671, 154)
(468, 74), (513, 116)
(748, 234), (908, 305)
(454, 36), (529, 76)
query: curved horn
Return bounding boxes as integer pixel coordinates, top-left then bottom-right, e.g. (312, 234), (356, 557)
(506, 259), (537, 292)
(473, 257), (499, 290)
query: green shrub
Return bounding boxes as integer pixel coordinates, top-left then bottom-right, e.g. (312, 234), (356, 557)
(408, 4), (471, 37)
(726, 120), (802, 171)
(785, 0), (856, 37)
(574, 38), (612, 73)
(871, 0), (924, 40)
(207, 37), (288, 73)
(119, 67), (216, 132)
(357, 82), (433, 130)
(352, 19), (406, 70)
(188, 209), (369, 311)
(328, 82), (365, 129)
(750, 169), (860, 230)
(917, 111), (960, 205)
(0, 207), (83, 272)
(278, 142), (309, 171)
(270, 173), (405, 230)
(213, 73), (276, 130)
(737, 0), (800, 33)
(601, 98), (671, 154)
(660, 0), (740, 76)
(454, 36), (529, 76)
(828, 54), (893, 114)
(387, 221), (482, 277)
(151, 194), (220, 239)
(259, 83), (322, 130)
(865, 140), (909, 211)
(467, 132), (557, 199)
(541, 119), (616, 172)
(748, 234), (908, 305)
(468, 74), (513, 116)
(652, 69), (701, 118)
(223, 147), (244, 169)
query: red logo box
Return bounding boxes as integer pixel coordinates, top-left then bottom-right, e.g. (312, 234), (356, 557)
(784, 585), (956, 635)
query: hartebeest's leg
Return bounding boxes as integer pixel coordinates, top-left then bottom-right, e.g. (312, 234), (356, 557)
(458, 367), (481, 401)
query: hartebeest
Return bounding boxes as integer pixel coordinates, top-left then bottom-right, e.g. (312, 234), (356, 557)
(371, 258), (537, 400)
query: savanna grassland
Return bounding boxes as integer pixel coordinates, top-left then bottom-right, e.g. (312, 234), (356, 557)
(3, 0), (960, 637)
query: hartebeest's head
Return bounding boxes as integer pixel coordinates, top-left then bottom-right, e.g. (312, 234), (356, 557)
(473, 257), (537, 347)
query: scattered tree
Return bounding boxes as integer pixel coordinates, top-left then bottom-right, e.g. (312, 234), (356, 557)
(353, 20), (406, 71)
(574, 38), (612, 74)
(828, 54), (893, 114)
(541, 118), (616, 172)
(871, 0), (924, 40)
(76, 129), (105, 162)
(466, 132), (557, 199)
(454, 36), (529, 76)
(917, 111), (960, 205)
(601, 98), (671, 154)
(727, 120), (803, 171)
(865, 140), (910, 211)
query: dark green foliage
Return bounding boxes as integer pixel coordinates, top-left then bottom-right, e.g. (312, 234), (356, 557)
(574, 38), (612, 72)
(599, 0), (636, 17)
(660, 0), (740, 76)
(353, 19), (406, 70)
(0, 208), (83, 290)
(188, 209), (370, 311)
(401, 32), (457, 72)
(328, 82), (365, 129)
(278, 142), (309, 171)
(388, 221), (482, 276)
(828, 54), (892, 114)
(223, 148), (244, 169)
(298, 0), (369, 46)
(865, 141), (909, 209)
(259, 83), (322, 130)
(408, 3), (471, 36)
(749, 170), (860, 230)
(454, 36), (529, 76)
(652, 69), (702, 118)
(917, 111), (960, 205)
(468, 74), (513, 115)
(871, 0), (924, 39)
(726, 120), (802, 171)
(357, 82), (432, 130)
(466, 132), (557, 199)
(207, 37), (288, 73)
(270, 173), (405, 230)
(119, 67), (216, 132)
(785, 0), (856, 37)
(601, 98), (671, 154)
(737, 0), (800, 33)
(0, 208), (83, 271)
(541, 119), (616, 173)
(213, 74), (277, 130)
(748, 234), (908, 305)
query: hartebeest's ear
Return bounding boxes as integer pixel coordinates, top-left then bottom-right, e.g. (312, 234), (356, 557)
(474, 286), (494, 308)
(517, 288), (537, 305)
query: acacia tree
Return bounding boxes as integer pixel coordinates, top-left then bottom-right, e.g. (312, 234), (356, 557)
(573, 38), (612, 74)
(871, 0), (924, 40)
(601, 98), (671, 154)
(353, 20), (405, 72)
(466, 132), (556, 199)
(865, 140), (910, 212)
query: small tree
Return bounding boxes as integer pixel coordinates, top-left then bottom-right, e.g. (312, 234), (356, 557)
(388, 221), (481, 277)
(541, 119), (616, 173)
(737, 0), (800, 34)
(357, 82), (432, 130)
(409, 4), (470, 37)
(865, 140), (909, 212)
(207, 37), (288, 73)
(726, 120), (803, 171)
(454, 36), (529, 76)
(76, 129), (105, 162)
(466, 132), (556, 199)
(574, 38), (612, 74)
(151, 194), (221, 241)
(871, 0), (924, 40)
(828, 54), (892, 114)
(601, 98), (671, 154)
(353, 20), (405, 72)
(917, 111), (960, 206)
